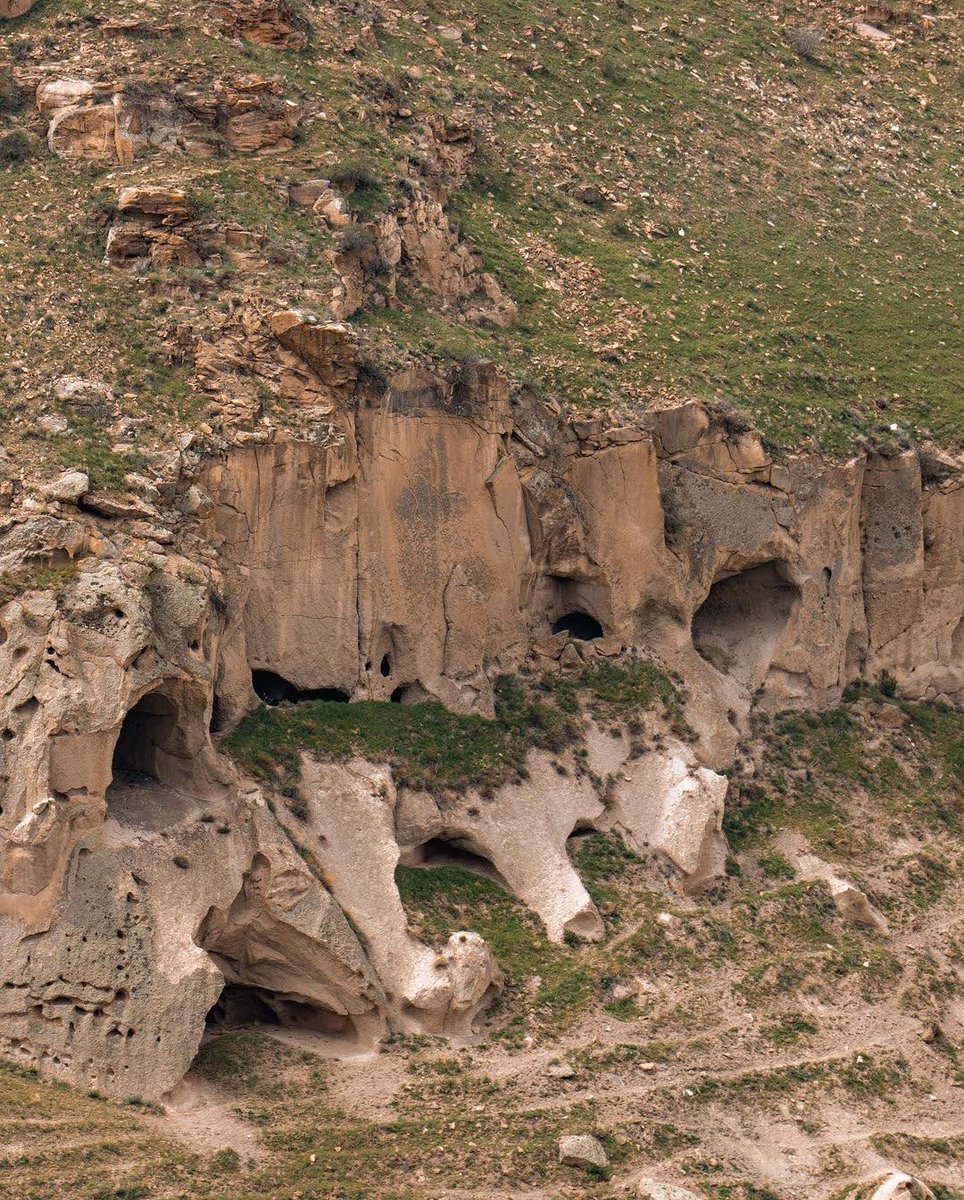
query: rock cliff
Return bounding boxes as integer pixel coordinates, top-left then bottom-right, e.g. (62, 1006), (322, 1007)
(1, 376), (960, 1099)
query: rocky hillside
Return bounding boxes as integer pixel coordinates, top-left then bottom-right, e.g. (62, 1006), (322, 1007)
(0, 0), (961, 480)
(0, 1), (962, 1199)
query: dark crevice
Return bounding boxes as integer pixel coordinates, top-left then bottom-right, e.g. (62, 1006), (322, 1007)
(252, 670), (349, 707)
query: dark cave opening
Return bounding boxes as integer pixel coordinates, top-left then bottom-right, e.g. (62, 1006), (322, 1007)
(404, 837), (511, 891)
(552, 611), (604, 641)
(691, 561), (800, 688)
(251, 670), (350, 707)
(111, 692), (177, 780)
(205, 983), (354, 1037)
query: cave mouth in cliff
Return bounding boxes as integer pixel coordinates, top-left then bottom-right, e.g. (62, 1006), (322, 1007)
(205, 983), (355, 1038)
(251, 670), (350, 707)
(405, 837), (511, 891)
(691, 561), (800, 688)
(111, 692), (178, 781)
(553, 611), (604, 641)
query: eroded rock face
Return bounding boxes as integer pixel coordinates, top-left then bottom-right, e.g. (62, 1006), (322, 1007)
(1, 396), (962, 1100)
(291, 758), (502, 1036)
(215, 0), (307, 49)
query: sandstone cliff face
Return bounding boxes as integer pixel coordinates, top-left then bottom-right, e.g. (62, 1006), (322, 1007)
(202, 386), (963, 741)
(0, 386), (961, 1100)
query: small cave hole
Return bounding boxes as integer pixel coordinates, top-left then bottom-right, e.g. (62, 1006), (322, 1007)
(390, 686), (407, 703)
(251, 670), (349, 706)
(380, 654), (392, 678)
(206, 985), (279, 1029)
(552, 611), (604, 641)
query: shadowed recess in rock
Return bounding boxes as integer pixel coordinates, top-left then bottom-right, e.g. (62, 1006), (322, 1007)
(111, 691), (177, 779)
(251, 670), (350, 707)
(552, 611), (604, 641)
(402, 837), (512, 892)
(691, 562), (800, 689)
(205, 984), (355, 1038)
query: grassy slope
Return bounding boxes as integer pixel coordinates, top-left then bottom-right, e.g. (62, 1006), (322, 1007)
(0, 0), (961, 469)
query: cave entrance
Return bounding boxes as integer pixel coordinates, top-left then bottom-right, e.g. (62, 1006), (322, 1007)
(205, 984), (355, 1038)
(107, 691), (195, 829)
(402, 837), (511, 891)
(553, 611), (604, 641)
(112, 692), (177, 779)
(691, 561), (799, 689)
(251, 670), (350, 707)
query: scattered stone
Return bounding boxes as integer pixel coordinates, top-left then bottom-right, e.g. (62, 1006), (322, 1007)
(547, 1060), (576, 1079)
(568, 180), (611, 206)
(636, 1180), (702, 1200)
(558, 1134), (608, 1169)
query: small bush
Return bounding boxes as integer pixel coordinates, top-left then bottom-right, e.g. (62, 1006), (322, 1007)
(792, 26), (823, 61)
(879, 670), (898, 698)
(0, 71), (23, 114)
(0, 130), (33, 166)
(338, 224), (375, 256)
(211, 1148), (241, 1173)
(172, 855), (190, 870)
(329, 157), (381, 192)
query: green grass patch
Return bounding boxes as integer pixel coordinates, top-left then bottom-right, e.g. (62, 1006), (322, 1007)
(223, 658), (679, 796)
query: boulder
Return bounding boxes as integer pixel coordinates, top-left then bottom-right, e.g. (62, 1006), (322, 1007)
(558, 1134), (608, 1169)
(36, 79), (98, 112)
(48, 102), (121, 160)
(606, 748), (728, 894)
(53, 377), (114, 412)
(268, 311), (358, 391)
(116, 186), (193, 223)
(42, 471), (90, 505)
(866, 1174), (935, 1200)
(636, 1181), (702, 1200)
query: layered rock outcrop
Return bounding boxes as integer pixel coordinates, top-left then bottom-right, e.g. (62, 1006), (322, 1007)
(0, 383), (961, 1100)
(36, 74), (300, 162)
